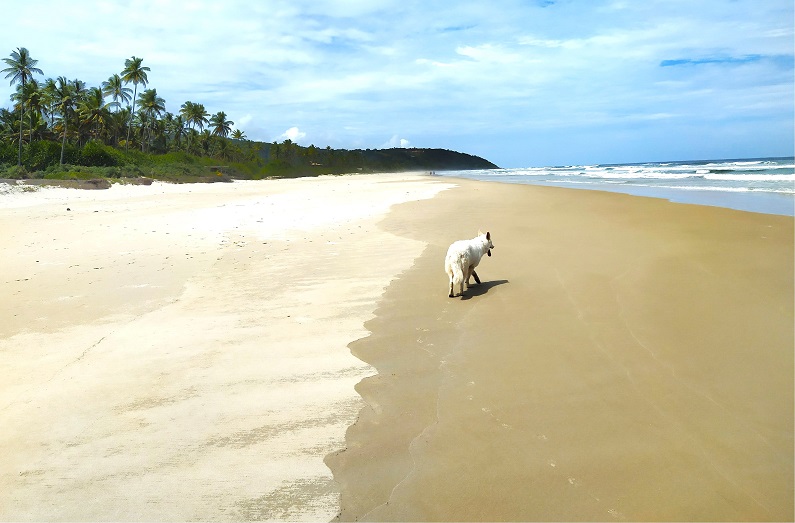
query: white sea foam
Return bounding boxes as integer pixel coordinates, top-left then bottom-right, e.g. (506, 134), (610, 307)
(704, 173), (795, 182)
(438, 157), (795, 215)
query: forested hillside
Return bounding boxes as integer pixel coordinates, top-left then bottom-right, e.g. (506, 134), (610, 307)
(1, 47), (496, 183)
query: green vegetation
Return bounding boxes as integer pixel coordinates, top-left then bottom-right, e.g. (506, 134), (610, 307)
(1, 47), (496, 184)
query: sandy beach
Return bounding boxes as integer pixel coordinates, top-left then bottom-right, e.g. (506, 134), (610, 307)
(1, 174), (792, 521)
(0, 174), (453, 520)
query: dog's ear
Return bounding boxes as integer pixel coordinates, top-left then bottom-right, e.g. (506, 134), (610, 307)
(486, 231), (490, 241)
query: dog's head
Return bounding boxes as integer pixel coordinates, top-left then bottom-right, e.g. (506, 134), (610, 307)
(481, 231), (494, 257)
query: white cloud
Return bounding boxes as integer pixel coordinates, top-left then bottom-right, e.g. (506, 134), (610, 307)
(237, 114), (253, 127)
(456, 44), (522, 64)
(518, 35), (576, 49)
(381, 135), (410, 148)
(415, 58), (454, 68)
(278, 126), (307, 143)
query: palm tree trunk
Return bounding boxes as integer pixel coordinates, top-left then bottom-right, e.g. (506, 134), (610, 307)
(60, 116), (67, 165)
(17, 109), (24, 167)
(125, 85), (137, 152)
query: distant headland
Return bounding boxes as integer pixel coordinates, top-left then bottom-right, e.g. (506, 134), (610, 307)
(0, 140), (498, 187)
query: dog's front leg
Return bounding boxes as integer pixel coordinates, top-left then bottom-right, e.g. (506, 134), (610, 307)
(471, 269), (481, 285)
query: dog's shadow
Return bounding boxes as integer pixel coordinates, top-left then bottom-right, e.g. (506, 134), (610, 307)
(461, 279), (509, 300)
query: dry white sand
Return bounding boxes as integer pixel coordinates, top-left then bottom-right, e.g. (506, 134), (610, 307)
(0, 174), (453, 521)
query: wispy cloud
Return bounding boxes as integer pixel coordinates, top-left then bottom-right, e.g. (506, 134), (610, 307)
(661, 55), (766, 67)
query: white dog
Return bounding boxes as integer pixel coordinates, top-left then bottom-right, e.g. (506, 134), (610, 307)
(444, 231), (494, 298)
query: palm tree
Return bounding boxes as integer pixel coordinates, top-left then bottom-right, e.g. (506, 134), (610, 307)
(2, 47), (43, 165)
(0, 108), (15, 142)
(180, 101), (209, 131)
(199, 129), (212, 156)
(53, 76), (75, 165)
(163, 113), (187, 151)
(69, 79), (88, 145)
(23, 79), (44, 141)
(11, 78), (43, 144)
(137, 88), (165, 151)
(41, 78), (58, 129)
(133, 111), (149, 149)
(24, 111), (47, 143)
(120, 56), (149, 151)
(193, 104), (209, 131)
(209, 111), (233, 138)
(79, 87), (110, 141)
(171, 114), (187, 150)
(231, 128), (246, 140)
(101, 73), (132, 112)
(185, 128), (201, 155)
(138, 88), (165, 118)
(214, 138), (234, 161)
(178, 101), (194, 127)
(106, 107), (129, 146)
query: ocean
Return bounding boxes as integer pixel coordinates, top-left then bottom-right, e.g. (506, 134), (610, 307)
(436, 157), (795, 216)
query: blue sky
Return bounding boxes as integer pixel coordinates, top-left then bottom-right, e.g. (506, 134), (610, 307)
(3, 0), (793, 167)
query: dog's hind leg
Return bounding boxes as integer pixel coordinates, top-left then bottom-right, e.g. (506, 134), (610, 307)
(446, 264), (459, 298)
(471, 269), (481, 285)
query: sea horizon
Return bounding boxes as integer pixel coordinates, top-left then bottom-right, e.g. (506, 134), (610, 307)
(437, 156), (795, 217)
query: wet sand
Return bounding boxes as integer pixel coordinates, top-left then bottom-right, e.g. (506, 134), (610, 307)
(328, 178), (794, 521)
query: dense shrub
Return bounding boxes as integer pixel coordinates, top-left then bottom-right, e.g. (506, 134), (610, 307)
(43, 166), (98, 180)
(79, 141), (117, 167)
(0, 142), (16, 164)
(152, 151), (196, 165)
(23, 140), (65, 171)
(115, 148), (149, 166)
(0, 164), (29, 179)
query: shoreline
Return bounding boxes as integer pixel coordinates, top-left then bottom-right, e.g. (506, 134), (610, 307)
(5, 168), (793, 217)
(433, 174), (795, 217)
(435, 156), (795, 217)
(1, 174), (792, 521)
(523, 179), (795, 217)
